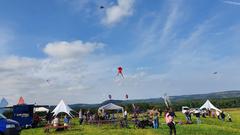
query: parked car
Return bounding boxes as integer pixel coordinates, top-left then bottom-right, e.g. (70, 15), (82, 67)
(0, 113), (21, 135)
(182, 106), (190, 114)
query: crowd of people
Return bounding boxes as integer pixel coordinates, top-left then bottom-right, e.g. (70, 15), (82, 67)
(32, 105), (233, 135)
(183, 109), (232, 125)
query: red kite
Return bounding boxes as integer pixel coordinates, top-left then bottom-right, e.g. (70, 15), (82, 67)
(117, 66), (124, 78)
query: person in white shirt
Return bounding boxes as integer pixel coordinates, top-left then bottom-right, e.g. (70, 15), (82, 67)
(123, 110), (128, 127)
(52, 116), (59, 127)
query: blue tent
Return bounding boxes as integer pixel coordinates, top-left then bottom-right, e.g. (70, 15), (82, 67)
(0, 98), (8, 113)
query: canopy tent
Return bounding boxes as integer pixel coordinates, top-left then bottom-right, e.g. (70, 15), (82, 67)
(98, 103), (124, 113)
(52, 100), (73, 117)
(34, 107), (49, 113)
(200, 100), (222, 112)
(18, 96), (25, 105)
(0, 98), (8, 107)
(0, 98), (8, 113)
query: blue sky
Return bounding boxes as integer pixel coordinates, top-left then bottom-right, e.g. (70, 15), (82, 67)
(0, 0), (240, 105)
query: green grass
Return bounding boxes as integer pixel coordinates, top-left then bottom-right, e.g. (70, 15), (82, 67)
(22, 108), (240, 135)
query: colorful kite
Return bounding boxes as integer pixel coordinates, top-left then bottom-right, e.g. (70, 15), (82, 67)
(117, 66), (124, 78)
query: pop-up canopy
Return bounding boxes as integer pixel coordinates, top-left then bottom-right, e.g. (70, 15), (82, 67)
(200, 100), (222, 112)
(98, 103), (124, 113)
(0, 98), (8, 107)
(0, 98), (8, 113)
(34, 107), (49, 113)
(52, 100), (73, 117)
(18, 96), (25, 105)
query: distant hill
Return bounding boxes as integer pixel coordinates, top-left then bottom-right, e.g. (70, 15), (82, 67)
(69, 90), (240, 109)
(170, 90), (240, 101)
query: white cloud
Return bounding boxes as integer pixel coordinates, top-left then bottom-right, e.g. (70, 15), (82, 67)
(102, 0), (135, 25)
(0, 39), (119, 105)
(43, 40), (104, 59)
(223, 0), (240, 6)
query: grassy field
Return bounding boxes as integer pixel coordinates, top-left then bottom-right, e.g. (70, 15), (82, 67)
(22, 108), (240, 135)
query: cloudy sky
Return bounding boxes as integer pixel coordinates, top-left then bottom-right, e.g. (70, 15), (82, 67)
(0, 0), (240, 105)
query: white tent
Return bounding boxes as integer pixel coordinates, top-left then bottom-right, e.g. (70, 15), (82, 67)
(200, 100), (222, 112)
(98, 103), (124, 113)
(34, 107), (49, 113)
(52, 100), (74, 117)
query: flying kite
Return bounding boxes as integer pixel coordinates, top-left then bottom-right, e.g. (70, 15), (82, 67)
(163, 93), (171, 108)
(108, 94), (112, 100)
(213, 72), (218, 74)
(46, 79), (50, 84)
(125, 94), (128, 99)
(116, 66), (124, 78)
(100, 6), (104, 9)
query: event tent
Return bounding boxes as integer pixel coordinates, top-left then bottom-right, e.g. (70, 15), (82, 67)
(52, 100), (73, 117)
(18, 96), (25, 105)
(34, 107), (49, 113)
(98, 103), (124, 113)
(0, 98), (8, 113)
(0, 98), (8, 107)
(200, 100), (222, 112)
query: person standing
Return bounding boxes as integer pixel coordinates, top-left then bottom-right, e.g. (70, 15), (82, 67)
(216, 111), (220, 120)
(52, 116), (59, 127)
(79, 109), (83, 125)
(221, 111), (225, 121)
(153, 112), (159, 129)
(124, 110), (128, 127)
(63, 115), (70, 126)
(165, 110), (176, 135)
(195, 111), (201, 124)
